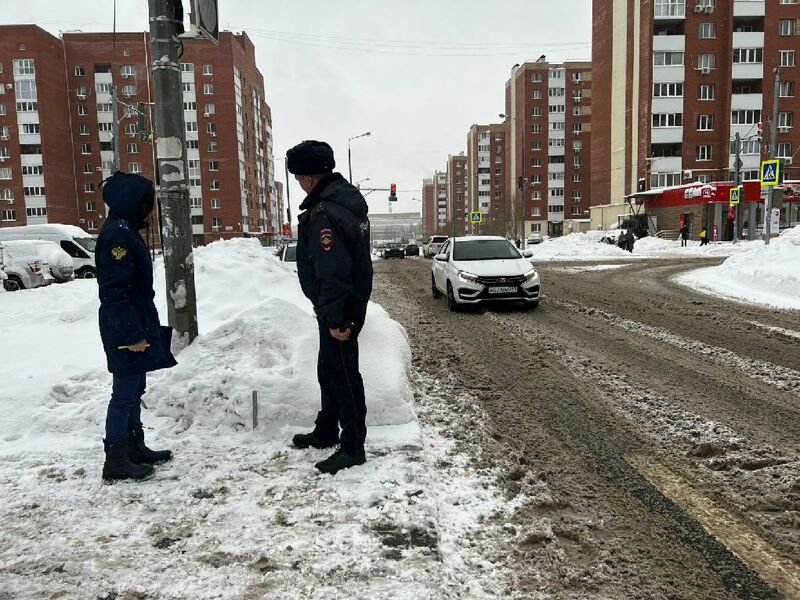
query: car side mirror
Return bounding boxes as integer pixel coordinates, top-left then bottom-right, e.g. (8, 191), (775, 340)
(434, 253), (448, 262)
(522, 249), (534, 258)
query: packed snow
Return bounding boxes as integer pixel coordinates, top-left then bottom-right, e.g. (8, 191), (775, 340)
(0, 238), (516, 598)
(675, 225), (800, 310)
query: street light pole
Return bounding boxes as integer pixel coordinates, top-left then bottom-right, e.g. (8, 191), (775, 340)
(347, 131), (371, 184)
(766, 67), (781, 245)
(500, 113), (527, 248)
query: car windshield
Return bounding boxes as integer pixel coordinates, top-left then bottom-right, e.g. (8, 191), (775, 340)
(452, 239), (521, 261)
(75, 237), (97, 253)
(284, 245), (297, 262)
(432, 237), (447, 243)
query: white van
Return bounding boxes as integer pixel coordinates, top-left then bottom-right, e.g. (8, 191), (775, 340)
(0, 224), (97, 278)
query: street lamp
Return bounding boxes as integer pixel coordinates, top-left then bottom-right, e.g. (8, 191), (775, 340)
(348, 131), (371, 184)
(500, 113), (526, 248)
(355, 177), (370, 190)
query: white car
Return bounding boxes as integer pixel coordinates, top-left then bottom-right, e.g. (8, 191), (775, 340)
(275, 242), (298, 271)
(422, 235), (448, 258)
(431, 236), (540, 311)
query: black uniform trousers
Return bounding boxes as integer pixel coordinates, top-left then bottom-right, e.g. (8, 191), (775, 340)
(314, 319), (367, 453)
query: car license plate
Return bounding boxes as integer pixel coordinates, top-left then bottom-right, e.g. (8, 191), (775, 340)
(488, 286), (517, 294)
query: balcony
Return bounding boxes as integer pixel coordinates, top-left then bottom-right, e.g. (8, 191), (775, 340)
(732, 31), (764, 48)
(650, 126), (684, 144)
(652, 97), (684, 114)
(652, 65), (685, 83)
(733, 0), (765, 17)
(653, 35), (685, 53)
(732, 62), (763, 80)
(19, 133), (41, 146)
(731, 93), (762, 110)
(649, 156), (682, 172)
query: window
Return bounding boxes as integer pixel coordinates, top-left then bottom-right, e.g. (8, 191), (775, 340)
(548, 204), (564, 213)
(13, 59), (35, 76)
(698, 53), (716, 69)
(0, 168), (11, 179)
(20, 123), (40, 135)
(0, 126), (8, 140)
(531, 158), (542, 167)
(532, 124), (542, 133)
(211, 198), (221, 209)
(122, 84), (137, 97)
(732, 48), (762, 64)
(651, 172), (682, 188)
(78, 104), (88, 116)
(20, 145), (42, 155)
(120, 64), (135, 77)
(15, 80), (37, 101)
(531, 72), (542, 82)
(24, 186), (45, 196)
(549, 69), (564, 79)
(573, 106), (582, 116)
(74, 65), (86, 76)
(94, 82), (111, 94)
(203, 84), (214, 95)
(731, 109), (761, 125)
(210, 180), (220, 190)
(532, 107), (542, 117)
(186, 121), (198, 133)
(531, 174), (543, 184)
(548, 104), (565, 114)
(532, 205), (542, 215)
(572, 90), (583, 101)
(532, 90), (543, 99)
(187, 139), (199, 149)
(699, 23), (716, 39)
(191, 215), (204, 225)
(98, 122), (112, 132)
(206, 122), (216, 135)
(190, 196), (202, 209)
(780, 81), (795, 97)
(780, 51), (795, 67)
(654, 51), (684, 66)
(86, 219), (97, 230)
(573, 172), (582, 182)
(697, 115), (714, 131)
(207, 141), (218, 152)
(208, 160), (219, 171)
(81, 143), (92, 154)
(531, 140), (542, 151)
(124, 123), (138, 136)
(182, 82), (194, 92)
(0, 188), (13, 200)
(212, 217), (223, 229)
(204, 103), (215, 115)
(1, 209), (16, 221)
(16, 102), (37, 112)
(79, 124), (89, 136)
(652, 113), (683, 127)
(183, 101), (197, 111)
(574, 156), (582, 167)
(654, 0), (685, 17)
(84, 182), (95, 193)
(779, 111), (794, 128)
(0, 63), (2, 75)
(653, 82), (683, 97)
(780, 20), (796, 36)
(573, 123), (583, 133)
(203, 64), (214, 76)
(573, 140), (583, 151)
(97, 103), (112, 112)
(548, 87), (565, 97)
(731, 139), (760, 155)
(699, 84), (715, 100)
(180, 62), (195, 72)
(776, 141), (793, 158)
(549, 172), (564, 181)
(0, 148), (9, 159)
(780, 0), (798, 4)
(572, 72), (582, 82)
(550, 121), (565, 131)
(548, 138), (565, 148)
(129, 162), (142, 174)
(22, 165), (43, 176)
(127, 143), (140, 154)
(696, 145), (712, 161)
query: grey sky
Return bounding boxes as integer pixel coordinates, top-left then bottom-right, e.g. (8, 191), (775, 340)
(2, 0), (591, 223)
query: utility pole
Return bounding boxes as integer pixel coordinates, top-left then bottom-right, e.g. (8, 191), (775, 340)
(766, 67), (781, 245)
(111, 86), (121, 172)
(734, 132), (742, 243)
(148, 0), (199, 346)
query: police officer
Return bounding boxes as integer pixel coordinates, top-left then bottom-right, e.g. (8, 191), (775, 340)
(97, 172), (177, 481)
(287, 140), (373, 475)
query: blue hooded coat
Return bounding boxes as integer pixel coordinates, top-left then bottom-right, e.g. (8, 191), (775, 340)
(96, 172), (177, 375)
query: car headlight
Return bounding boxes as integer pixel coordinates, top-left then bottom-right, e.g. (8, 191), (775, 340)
(523, 268), (538, 281)
(458, 270), (478, 282)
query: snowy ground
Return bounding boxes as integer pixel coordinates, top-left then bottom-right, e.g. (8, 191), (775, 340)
(0, 239), (516, 599)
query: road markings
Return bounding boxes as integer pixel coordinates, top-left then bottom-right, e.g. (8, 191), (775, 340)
(632, 457), (800, 599)
(746, 320), (800, 342)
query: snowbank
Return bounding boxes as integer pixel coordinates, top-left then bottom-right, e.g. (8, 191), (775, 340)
(528, 233), (631, 261)
(676, 226), (800, 309)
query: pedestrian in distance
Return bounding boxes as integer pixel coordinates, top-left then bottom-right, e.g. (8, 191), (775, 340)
(617, 231), (626, 250)
(679, 224), (689, 247)
(288, 140), (373, 475)
(625, 229), (635, 253)
(97, 172), (177, 482)
(699, 225), (710, 246)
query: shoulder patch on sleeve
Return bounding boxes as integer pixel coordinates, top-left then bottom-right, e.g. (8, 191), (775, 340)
(319, 228), (334, 251)
(111, 246), (128, 261)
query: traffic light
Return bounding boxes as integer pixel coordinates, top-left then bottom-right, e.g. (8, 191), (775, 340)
(389, 183), (397, 201)
(757, 121), (763, 141)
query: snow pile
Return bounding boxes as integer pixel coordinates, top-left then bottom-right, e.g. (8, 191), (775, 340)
(528, 233), (631, 261)
(676, 225), (800, 309)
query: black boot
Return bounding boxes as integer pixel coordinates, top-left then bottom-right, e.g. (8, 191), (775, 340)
(315, 447), (366, 475)
(128, 427), (173, 465)
(292, 431), (339, 450)
(102, 439), (154, 481)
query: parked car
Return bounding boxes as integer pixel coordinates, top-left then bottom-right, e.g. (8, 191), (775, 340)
(404, 243), (420, 257)
(526, 234), (544, 245)
(0, 224), (97, 278)
(3, 239), (74, 283)
(275, 242), (298, 271)
(423, 235), (449, 258)
(431, 236), (540, 311)
(381, 243), (405, 259)
(0, 241), (48, 292)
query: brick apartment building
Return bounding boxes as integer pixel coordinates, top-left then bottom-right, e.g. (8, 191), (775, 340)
(592, 0), (800, 230)
(433, 169), (448, 232)
(466, 123), (508, 234)
(0, 25), (278, 245)
(504, 59), (593, 239)
(446, 153), (468, 236)
(421, 177), (435, 237)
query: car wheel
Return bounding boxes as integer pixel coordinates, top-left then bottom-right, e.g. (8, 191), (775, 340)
(431, 274), (442, 299)
(446, 281), (460, 312)
(3, 276), (23, 292)
(81, 269), (97, 279)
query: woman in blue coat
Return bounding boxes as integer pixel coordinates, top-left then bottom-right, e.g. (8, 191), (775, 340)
(97, 172), (177, 481)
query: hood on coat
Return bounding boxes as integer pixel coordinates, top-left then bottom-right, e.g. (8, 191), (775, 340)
(300, 173), (369, 219)
(103, 171), (155, 229)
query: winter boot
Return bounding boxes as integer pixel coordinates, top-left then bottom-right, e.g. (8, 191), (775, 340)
(128, 427), (173, 465)
(292, 430), (339, 450)
(315, 447), (366, 475)
(102, 439), (154, 481)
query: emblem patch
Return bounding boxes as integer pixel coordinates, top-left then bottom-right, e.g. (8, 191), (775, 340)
(111, 246), (128, 261)
(320, 228), (334, 251)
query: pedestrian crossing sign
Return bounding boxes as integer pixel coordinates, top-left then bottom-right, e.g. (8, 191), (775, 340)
(469, 211), (483, 223)
(729, 187), (741, 205)
(760, 159), (781, 186)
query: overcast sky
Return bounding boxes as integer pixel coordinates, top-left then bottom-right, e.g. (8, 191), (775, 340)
(2, 0), (591, 222)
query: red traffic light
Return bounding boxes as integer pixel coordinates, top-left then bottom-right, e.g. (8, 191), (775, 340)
(390, 183), (397, 195)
